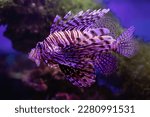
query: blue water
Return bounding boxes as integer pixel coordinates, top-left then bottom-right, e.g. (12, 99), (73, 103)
(101, 0), (150, 41)
(0, 26), (15, 53)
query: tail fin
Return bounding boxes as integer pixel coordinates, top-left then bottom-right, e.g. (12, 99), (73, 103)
(116, 26), (138, 58)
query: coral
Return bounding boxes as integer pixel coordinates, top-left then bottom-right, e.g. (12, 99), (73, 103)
(0, 53), (116, 99)
(1, 43), (150, 99)
(0, 0), (100, 52)
(18, 66), (65, 92)
(116, 41), (150, 99)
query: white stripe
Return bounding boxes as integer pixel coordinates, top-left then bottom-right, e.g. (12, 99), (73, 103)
(45, 37), (56, 51)
(43, 40), (53, 52)
(58, 31), (70, 45)
(66, 31), (73, 43)
(53, 32), (66, 46)
(72, 30), (78, 43)
(47, 35), (55, 45)
(55, 31), (66, 46)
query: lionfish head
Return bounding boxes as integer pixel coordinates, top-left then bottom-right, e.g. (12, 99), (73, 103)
(28, 42), (44, 66)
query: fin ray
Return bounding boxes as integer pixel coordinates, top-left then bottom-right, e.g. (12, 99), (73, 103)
(94, 16), (121, 38)
(115, 26), (138, 58)
(59, 63), (96, 87)
(94, 53), (118, 75)
(50, 9), (110, 33)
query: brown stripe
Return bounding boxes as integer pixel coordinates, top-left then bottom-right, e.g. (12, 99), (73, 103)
(63, 31), (72, 44)
(76, 37), (81, 42)
(66, 22), (74, 26)
(76, 30), (80, 37)
(70, 30), (75, 43)
(62, 28), (66, 31)
(107, 45), (111, 49)
(99, 45), (105, 48)
(31, 49), (36, 58)
(90, 30), (97, 37)
(100, 29), (104, 35)
(105, 49), (108, 52)
(99, 36), (104, 40)
(57, 32), (68, 45)
(83, 40), (89, 44)
(80, 27), (85, 31)
(78, 15), (83, 19)
(42, 41), (47, 51)
(96, 16), (100, 19)
(90, 38), (96, 43)
(69, 27), (75, 31)
(83, 33), (89, 38)
(44, 39), (53, 49)
(73, 19), (80, 26)
(49, 35), (56, 45)
(104, 40), (110, 44)
(52, 33), (62, 46)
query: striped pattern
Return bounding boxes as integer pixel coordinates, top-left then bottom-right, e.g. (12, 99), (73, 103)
(44, 27), (113, 50)
(50, 9), (110, 33)
(28, 48), (42, 66)
(28, 48), (41, 61)
(94, 16), (121, 38)
(95, 53), (118, 75)
(28, 9), (137, 88)
(59, 62), (95, 87)
(116, 26), (138, 58)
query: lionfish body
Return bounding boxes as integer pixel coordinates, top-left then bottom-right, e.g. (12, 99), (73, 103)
(29, 9), (138, 87)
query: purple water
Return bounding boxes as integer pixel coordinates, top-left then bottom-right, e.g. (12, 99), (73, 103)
(0, 0), (150, 53)
(101, 0), (150, 41)
(0, 26), (15, 53)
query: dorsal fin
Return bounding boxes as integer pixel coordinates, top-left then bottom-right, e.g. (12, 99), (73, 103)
(50, 11), (73, 33)
(76, 28), (111, 46)
(94, 15), (121, 38)
(82, 28), (110, 39)
(50, 9), (110, 34)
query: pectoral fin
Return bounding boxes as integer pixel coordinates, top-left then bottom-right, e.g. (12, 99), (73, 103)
(95, 53), (118, 75)
(59, 62), (96, 87)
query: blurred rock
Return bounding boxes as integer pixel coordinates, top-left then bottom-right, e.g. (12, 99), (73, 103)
(116, 41), (150, 99)
(0, 0), (100, 53)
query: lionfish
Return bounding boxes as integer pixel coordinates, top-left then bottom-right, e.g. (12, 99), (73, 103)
(28, 9), (138, 87)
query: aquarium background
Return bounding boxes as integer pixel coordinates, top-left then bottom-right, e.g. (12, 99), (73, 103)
(0, 0), (150, 99)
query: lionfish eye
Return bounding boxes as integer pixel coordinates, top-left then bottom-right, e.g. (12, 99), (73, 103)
(37, 42), (43, 49)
